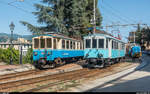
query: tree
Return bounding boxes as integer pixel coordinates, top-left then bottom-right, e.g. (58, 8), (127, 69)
(21, 0), (102, 38)
(136, 26), (150, 48)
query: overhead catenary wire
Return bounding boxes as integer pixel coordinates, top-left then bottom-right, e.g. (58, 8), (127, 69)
(0, 0), (31, 14)
(102, 1), (137, 24)
(100, 5), (130, 24)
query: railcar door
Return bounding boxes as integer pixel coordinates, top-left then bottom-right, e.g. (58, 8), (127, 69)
(108, 38), (112, 58)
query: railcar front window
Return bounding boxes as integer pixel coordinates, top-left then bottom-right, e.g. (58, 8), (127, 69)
(34, 39), (39, 49)
(92, 39), (97, 48)
(98, 39), (104, 48)
(40, 38), (45, 49)
(86, 39), (91, 48)
(47, 38), (52, 48)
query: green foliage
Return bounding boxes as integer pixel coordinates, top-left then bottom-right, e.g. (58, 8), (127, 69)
(135, 27), (150, 46)
(20, 0), (102, 38)
(0, 48), (19, 64)
(23, 48), (33, 64)
(0, 48), (33, 65)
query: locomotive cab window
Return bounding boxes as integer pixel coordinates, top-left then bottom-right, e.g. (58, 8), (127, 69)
(34, 38), (39, 49)
(92, 39), (97, 48)
(85, 39), (91, 48)
(40, 38), (45, 49)
(98, 39), (104, 48)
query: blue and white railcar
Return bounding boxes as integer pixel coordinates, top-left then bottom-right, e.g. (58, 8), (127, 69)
(128, 43), (142, 58)
(33, 33), (84, 69)
(84, 33), (126, 68)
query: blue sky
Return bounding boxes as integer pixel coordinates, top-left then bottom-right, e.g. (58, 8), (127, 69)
(0, 0), (150, 42)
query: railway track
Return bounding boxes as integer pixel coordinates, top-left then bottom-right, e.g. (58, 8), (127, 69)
(0, 60), (86, 83)
(0, 69), (47, 83)
(0, 62), (136, 92)
(24, 62), (136, 92)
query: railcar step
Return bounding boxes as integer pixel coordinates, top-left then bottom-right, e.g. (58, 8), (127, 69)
(94, 65), (104, 68)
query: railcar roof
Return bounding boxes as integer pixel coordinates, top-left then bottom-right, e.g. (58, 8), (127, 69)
(84, 33), (126, 43)
(33, 34), (82, 42)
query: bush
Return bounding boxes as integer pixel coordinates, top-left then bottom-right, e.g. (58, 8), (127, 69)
(0, 48), (33, 65)
(0, 48), (19, 64)
(23, 48), (33, 64)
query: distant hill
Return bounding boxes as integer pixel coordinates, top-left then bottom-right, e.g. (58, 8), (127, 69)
(0, 33), (32, 42)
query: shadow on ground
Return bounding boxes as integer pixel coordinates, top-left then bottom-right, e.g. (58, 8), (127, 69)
(86, 54), (150, 92)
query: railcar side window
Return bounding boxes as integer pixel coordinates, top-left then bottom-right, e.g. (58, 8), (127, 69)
(78, 42), (80, 49)
(47, 38), (52, 48)
(122, 44), (125, 50)
(92, 39), (97, 48)
(98, 39), (104, 48)
(86, 39), (91, 48)
(106, 39), (108, 48)
(112, 40), (114, 49)
(70, 41), (73, 49)
(66, 40), (69, 49)
(80, 42), (82, 50)
(116, 42), (118, 49)
(40, 38), (45, 49)
(62, 40), (65, 49)
(53, 39), (57, 49)
(34, 39), (39, 49)
(73, 42), (75, 49)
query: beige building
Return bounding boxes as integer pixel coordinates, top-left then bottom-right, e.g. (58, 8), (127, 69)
(0, 38), (32, 56)
(128, 31), (137, 43)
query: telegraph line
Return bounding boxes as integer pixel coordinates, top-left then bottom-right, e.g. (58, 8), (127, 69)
(100, 5), (130, 24)
(0, 0), (31, 14)
(102, 1), (137, 23)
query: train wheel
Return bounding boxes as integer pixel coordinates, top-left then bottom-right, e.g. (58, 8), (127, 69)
(38, 59), (46, 70)
(54, 58), (62, 65)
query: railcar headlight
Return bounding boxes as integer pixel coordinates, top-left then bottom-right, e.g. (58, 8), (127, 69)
(34, 52), (38, 56)
(98, 53), (103, 58)
(41, 52), (45, 55)
(47, 51), (52, 55)
(86, 53), (89, 57)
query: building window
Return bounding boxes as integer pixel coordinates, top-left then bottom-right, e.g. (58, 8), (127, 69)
(98, 39), (104, 48)
(86, 39), (91, 48)
(4, 45), (6, 48)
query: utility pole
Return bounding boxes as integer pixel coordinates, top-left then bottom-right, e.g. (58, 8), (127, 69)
(134, 31), (135, 44)
(93, 0), (96, 34)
